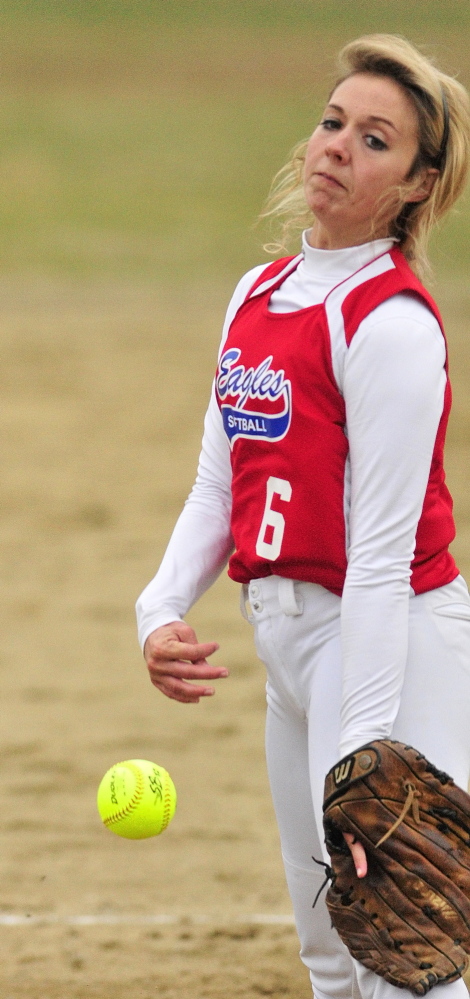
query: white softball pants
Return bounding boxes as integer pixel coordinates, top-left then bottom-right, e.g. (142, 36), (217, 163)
(241, 574), (470, 999)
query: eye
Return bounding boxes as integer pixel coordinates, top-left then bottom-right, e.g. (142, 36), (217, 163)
(365, 134), (388, 151)
(321, 117), (342, 131)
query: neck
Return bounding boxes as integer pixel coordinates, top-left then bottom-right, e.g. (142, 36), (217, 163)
(308, 219), (390, 251)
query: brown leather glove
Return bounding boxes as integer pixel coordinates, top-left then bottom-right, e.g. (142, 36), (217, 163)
(323, 740), (470, 995)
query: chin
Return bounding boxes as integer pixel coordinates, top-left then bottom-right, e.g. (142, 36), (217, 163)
(306, 194), (335, 217)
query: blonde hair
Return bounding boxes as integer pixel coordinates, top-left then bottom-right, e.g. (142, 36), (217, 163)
(260, 34), (470, 277)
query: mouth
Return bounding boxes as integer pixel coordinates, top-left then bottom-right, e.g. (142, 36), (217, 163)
(314, 171), (346, 190)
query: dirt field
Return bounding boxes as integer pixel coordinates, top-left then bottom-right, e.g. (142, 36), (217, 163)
(0, 272), (468, 999)
(0, 275), (310, 998)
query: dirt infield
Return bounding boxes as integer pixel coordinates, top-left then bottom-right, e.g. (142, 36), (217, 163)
(0, 276), (310, 998)
(0, 275), (469, 998)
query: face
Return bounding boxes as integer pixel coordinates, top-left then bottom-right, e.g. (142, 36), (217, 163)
(304, 72), (436, 250)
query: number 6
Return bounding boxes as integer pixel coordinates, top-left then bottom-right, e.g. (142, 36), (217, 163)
(256, 476), (292, 560)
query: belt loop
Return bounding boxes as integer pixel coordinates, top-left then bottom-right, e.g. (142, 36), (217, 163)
(278, 577), (303, 616)
(240, 584), (254, 623)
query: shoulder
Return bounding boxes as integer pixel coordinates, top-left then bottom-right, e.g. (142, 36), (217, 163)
(217, 263), (268, 356)
(357, 293), (445, 356)
(227, 254), (300, 307)
(219, 260), (281, 355)
(338, 293), (446, 394)
(228, 263), (271, 307)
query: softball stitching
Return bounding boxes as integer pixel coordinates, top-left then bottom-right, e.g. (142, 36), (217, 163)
(103, 761), (145, 827)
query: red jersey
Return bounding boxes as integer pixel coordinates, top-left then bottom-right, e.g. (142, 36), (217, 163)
(214, 247), (457, 596)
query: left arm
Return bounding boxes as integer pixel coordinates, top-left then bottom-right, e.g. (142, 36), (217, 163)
(339, 296), (446, 759)
(339, 296), (446, 878)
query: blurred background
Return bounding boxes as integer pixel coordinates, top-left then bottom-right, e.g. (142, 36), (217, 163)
(0, 3), (469, 998)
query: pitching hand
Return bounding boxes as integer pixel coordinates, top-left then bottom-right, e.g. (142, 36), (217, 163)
(143, 621), (228, 703)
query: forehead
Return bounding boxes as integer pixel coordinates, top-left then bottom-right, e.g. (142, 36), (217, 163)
(328, 72), (418, 130)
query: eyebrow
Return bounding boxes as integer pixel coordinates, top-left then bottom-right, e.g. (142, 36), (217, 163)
(325, 103), (398, 132)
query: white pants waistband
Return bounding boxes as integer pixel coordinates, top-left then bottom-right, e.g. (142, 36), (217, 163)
(241, 576), (305, 622)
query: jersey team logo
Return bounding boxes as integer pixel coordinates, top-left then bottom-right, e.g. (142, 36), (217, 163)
(216, 348), (292, 446)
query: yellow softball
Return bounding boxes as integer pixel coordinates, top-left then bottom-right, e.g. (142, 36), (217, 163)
(97, 759), (177, 839)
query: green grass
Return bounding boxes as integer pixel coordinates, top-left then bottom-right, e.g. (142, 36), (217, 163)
(0, 91), (311, 279)
(3, 0), (470, 32)
(0, 4), (468, 280)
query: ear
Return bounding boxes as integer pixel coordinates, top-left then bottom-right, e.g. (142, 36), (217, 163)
(403, 166), (439, 204)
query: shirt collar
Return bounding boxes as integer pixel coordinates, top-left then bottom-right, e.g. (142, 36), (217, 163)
(301, 230), (397, 284)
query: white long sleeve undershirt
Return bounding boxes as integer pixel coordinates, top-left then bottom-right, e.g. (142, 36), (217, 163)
(136, 232), (447, 757)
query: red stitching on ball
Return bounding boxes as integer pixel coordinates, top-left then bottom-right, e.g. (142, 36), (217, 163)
(103, 762), (145, 827)
(161, 778), (173, 831)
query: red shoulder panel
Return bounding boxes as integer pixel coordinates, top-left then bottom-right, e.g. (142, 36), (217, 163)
(244, 255), (298, 300)
(341, 248), (444, 347)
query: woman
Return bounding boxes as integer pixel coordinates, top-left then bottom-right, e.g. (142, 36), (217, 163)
(136, 34), (470, 999)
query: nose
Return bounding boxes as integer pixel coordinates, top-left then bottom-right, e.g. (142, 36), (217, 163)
(325, 127), (351, 163)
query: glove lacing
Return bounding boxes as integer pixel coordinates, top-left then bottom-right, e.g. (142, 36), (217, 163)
(311, 856), (334, 908)
(376, 781), (421, 847)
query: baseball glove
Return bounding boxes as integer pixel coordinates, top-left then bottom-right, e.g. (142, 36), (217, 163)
(322, 739), (470, 995)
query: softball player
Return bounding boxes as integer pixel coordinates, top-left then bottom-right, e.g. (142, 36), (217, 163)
(137, 34), (470, 999)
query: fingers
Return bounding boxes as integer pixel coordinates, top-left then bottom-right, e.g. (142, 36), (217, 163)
(148, 657), (227, 681)
(161, 639), (220, 663)
(343, 832), (368, 878)
(147, 656), (229, 703)
(143, 622), (228, 703)
(144, 625), (219, 666)
(149, 673), (219, 703)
